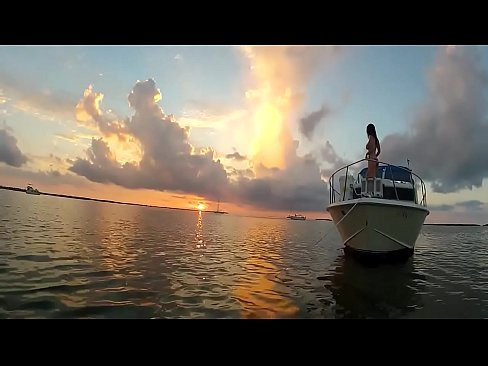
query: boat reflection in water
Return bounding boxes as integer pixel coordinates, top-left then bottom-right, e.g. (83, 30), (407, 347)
(317, 254), (426, 318)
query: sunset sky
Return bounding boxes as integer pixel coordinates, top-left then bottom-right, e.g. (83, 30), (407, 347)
(1, 45), (488, 223)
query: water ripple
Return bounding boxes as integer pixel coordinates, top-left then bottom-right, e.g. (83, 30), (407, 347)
(1, 189), (488, 318)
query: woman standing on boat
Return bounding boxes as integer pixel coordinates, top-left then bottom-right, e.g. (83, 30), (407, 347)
(365, 123), (381, 178)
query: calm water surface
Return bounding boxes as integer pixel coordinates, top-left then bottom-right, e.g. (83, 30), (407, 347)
(1, 189), (487, 318)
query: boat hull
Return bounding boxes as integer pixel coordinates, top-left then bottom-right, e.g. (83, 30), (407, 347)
(287, 214), (306, 220)
(327, 198), (429, 254)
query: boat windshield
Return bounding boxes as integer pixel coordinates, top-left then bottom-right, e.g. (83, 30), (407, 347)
(358, 165), (413, 183)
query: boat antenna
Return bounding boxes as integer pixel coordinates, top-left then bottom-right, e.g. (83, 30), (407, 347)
(407, 158), (410, 169)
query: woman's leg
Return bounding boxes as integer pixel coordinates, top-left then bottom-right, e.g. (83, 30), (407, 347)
(367, 159), (376, 178)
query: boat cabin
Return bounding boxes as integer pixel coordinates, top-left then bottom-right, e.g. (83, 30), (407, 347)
(349, 165), (417, 203)
(330, 159), (427, 208)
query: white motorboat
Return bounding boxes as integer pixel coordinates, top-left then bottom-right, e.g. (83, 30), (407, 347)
(25, 184), (41, 195)
(287, 214), (306, 220)
(326, 159), (429, 257)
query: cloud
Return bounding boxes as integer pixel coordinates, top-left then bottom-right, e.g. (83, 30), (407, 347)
(225, 151), (247, 161)
(321, 141), (345, 164)
(184, 99), (239, 115)
(429, 204), (455, 212)
(25, 153), (71, 172)
(0, 90), (8, 104)
(227, 167), (255, 180)
(429, 200), (486, 212)
(70, 47), (344, 213)
(0, 71), (76, 121)
(380, 47), (488, 193)
(0, 128), (27, 167)
(299, 105), (330, 140)
(171, 194), (190, 200)
(180, 107), (249, 132)
(230, 46), (343, 212)
(230, 137), (328, 211)
(320, 140), (351, 179)
(55, 133), (78, 142)
(242, 46), (343, 171)
(232, 150), (328, 211)
(75, 85), (127, 139)
(243, 46), (343, 95)
(69, 79), (330, 212)
(70, 80), (230, 200)
(455, 200), (485, 211)
(0, 163), (87, 187)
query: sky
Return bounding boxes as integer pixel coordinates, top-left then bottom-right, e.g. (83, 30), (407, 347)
(1, 45), (488, 223)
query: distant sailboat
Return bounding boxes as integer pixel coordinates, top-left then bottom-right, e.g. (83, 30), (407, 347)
(209, 199), (228, 214)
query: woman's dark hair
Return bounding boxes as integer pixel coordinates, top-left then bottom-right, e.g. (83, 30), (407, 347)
(367, 123), (379, 146)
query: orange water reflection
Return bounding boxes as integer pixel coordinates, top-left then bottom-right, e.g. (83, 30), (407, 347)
(195, 210), (205, 249)
(232, 221), (299, 318)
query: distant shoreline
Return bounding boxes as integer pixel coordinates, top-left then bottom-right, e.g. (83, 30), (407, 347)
(2, 185), (487, 226)
(0, 185), (202, 213)
(423, 223), (484, 227)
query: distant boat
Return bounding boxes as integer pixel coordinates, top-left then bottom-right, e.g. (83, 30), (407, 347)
(424, 223), (480, 227)
(25, 184), (40, 195)
(209, 199), (228, 214)
(287, 213), (306, 220)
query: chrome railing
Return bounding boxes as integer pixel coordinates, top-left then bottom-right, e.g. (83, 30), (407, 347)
(328, 158), (427, 207)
